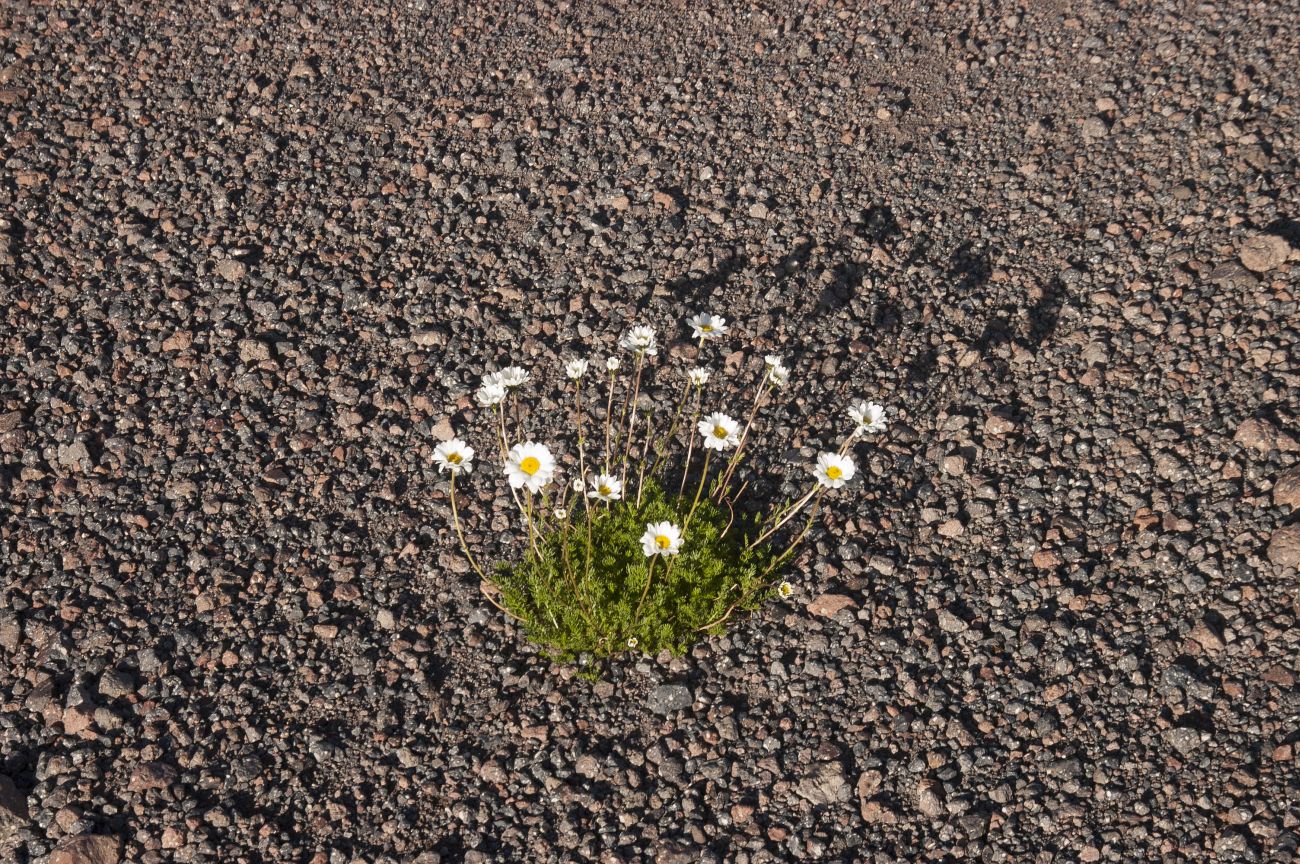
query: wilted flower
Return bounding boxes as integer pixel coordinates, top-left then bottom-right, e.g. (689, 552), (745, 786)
(812, 452), (856, 490)
(687, 312), (728, 341)
(565, 358), (589, 380)
(587, 473), (623, 502)
(498, 366), (530, 388)
(698, 412), (740, 451)
(505, 442), (556, 492)
(848, 400), (888, 435)
(640, 521), (683, 557)
(433, 438), (475, 475)
(778, 581), (794, 598)
(768, 363), (790, 389)
(764, 354), (783, 368)
(476, 380), (506, 407)
(606, 356), (621, 371)
(687, 367), (711, 386)
(572, 477), (586, 492)
(619, 325), (659, 355)
(553, 508), (568, 520)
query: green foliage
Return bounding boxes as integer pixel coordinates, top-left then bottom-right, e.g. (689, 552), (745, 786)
(494, 477), (786, 660)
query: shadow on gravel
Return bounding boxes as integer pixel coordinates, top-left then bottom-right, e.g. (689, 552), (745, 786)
(660, 253), (748, 312)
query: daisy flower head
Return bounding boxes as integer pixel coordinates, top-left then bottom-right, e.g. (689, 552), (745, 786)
(768, 362), (790, 389)
(564, 358), (589, 380)
(687, 312), (728, 341)
(697, 412), (741, 451)
(505, 442), (556, 492)
(586, 473), (623, 502)
(572, 477), (586, 492)
(553, 507), (568, 520)
(498, 366), (530, 388)
(764, 354), (783, 369)
(627, 637), (638, 649)
(433, 438), (475, 476)
(778, 581), (795, 598)
(619, 325), (659, 355)
(606, 356), (621, 372)
(476, 380), (506, 407)
(640, 520), (683, 557)
(687, 367), (711, 387)
(848, 400), (888, 435)
(812, 452), (856, 490)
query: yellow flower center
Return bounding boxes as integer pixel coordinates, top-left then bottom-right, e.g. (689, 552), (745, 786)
(599, 485), (612, 496)
(655, 535), (672, 549)
(520, 456), (541, 475)
(700, 324), (713, 332)
(448, 452), (462, 464)
(826, 465), (843, 480)
(713, 426), (728, 438)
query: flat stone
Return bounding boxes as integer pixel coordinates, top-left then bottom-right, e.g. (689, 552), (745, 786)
(794, 762), (850, 805)
(0, 774), (30, 840)
(937, 609), (969, 633)
(806, 593), (856, 618)
(1164, 726), (1202, 755)
(915, 779), (945, 818)
(1239, 233), (1293, 272)
(1273, 467), (1300, 510)
(50, 835), (121, 864)
(1266, 524), (1300, 568)
(647, 684), (692, 715)
(214, 258), (247, 281)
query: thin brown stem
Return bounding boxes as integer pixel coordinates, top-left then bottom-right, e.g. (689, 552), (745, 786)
(648, 378), (693, 478)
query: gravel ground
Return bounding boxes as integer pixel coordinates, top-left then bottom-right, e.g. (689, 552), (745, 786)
(3, 1), (1299, 862)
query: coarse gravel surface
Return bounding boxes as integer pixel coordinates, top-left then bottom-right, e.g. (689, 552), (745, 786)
(2, 1), (1299, 862)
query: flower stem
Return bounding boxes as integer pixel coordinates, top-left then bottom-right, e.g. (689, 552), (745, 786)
(620, 350), (646, 489)
(575, 379), (588, 487)
(523, 491), (542, 561)
(748, 485), (819, 549)
(713, 371), (772, 501)
(678, 389), (703, 497)
(648, 378), (693, 478)
(683, 447), (712, 531)
(604, 366), (616, 474)
(634, 405), (656, 508)
(449, 474), (487, 584)
(633, 554), (658, 623)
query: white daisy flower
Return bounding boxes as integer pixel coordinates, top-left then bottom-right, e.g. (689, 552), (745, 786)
(764, 354), (783, 369)
(768, 363), (790, 389)
(476, 380), (506, 407)
(505, 442), (556, 492)
(498, 366), (530, 388)
(697, 412), (740, 451)
(619, 325), (659, 355)
(572, 478), (586, 492)
(778, 581), (795, 598)
(687, 367), (711, 386)
(586, 474), (623, 502)
(433, 438), (475, 475)
(564, 358), (589, 380)
(812, 452), (856, 489)
(687, 312), (728, 341)
(848, 400), (888, 435)
(640, 520), (683, 557)
(627, 637), (638, 649)
(606, 356), (621, 371)
(553, 507), (568, 520)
